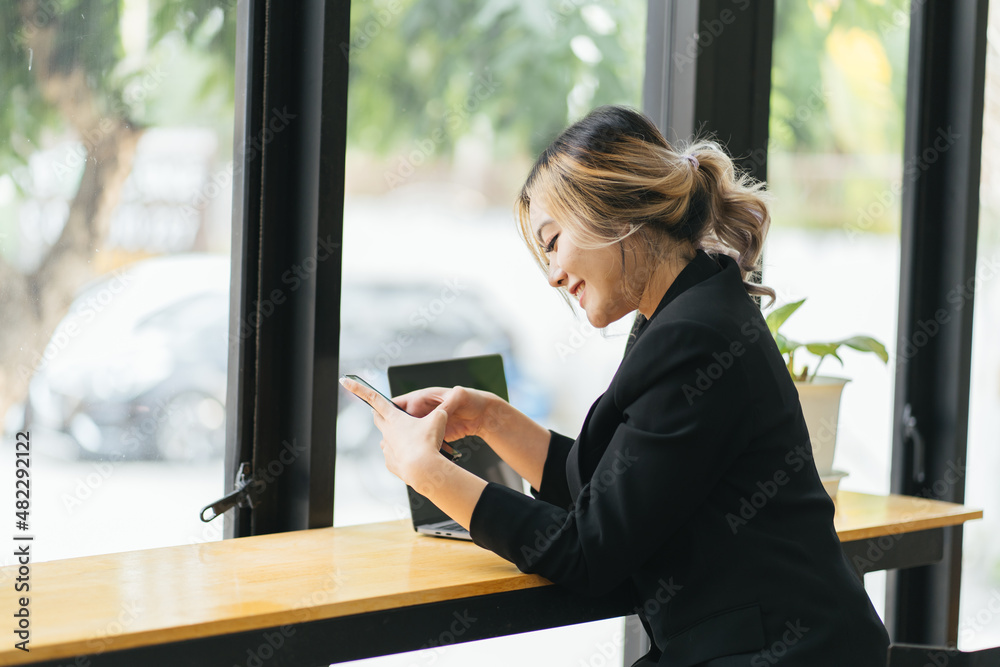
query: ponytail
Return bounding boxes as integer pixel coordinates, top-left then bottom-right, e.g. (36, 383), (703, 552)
(515, 105), (775, 310)
(684, 139), (775, 307)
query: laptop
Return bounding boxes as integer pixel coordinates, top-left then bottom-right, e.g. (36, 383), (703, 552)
(387, 353), (525, 540)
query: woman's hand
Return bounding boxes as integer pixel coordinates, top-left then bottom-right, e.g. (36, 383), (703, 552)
(391, 385), (504, 443)
(339, 377), (449, 486)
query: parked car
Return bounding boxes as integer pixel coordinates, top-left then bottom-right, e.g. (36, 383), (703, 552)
(23, 254), (549, 468)
(24, 254), (230, 462)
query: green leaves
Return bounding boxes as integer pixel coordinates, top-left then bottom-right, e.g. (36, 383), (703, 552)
(839, 335), (889, 363)
(765, 298), (805, 336)
(765, 298), (889, 382)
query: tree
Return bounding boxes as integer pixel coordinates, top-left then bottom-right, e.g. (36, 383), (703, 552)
(344, 0), (644, 161)
(0, 0), (236, 426)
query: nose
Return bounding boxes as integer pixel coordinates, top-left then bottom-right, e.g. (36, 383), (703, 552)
(547, 257), (567, 288)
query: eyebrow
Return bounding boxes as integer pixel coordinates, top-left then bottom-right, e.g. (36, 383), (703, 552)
(535, 219), (554, 245)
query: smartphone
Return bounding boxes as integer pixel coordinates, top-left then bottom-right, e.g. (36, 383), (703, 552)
(341, 374), (461, 461)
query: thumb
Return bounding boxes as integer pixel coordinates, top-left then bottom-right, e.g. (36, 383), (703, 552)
(428, 405), (449, 429)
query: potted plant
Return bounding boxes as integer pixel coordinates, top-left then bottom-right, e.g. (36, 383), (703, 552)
(765, 298), (889, 497)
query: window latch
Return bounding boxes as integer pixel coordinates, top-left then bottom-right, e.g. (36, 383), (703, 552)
(200, 462), (260, 522)
(902, 403), (926, 485)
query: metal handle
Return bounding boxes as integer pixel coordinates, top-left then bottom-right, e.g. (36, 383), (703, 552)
(200, 462), (258, 522)
(902, 403), (926, 484)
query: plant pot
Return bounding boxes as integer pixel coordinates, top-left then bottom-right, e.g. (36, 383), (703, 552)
(793, 376), (850, 478)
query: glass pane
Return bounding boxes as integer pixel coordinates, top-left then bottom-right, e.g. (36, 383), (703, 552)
(767, 0), (911, 618)
(339, 0), (646, 663)
(0, 2), (236, 561)
(960, 0), (1000, 650)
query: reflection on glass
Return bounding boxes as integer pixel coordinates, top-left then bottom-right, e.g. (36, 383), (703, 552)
(0, 2), (236, 561)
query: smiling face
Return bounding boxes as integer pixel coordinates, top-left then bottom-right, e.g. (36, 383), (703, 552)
(530, 194), (641, 328)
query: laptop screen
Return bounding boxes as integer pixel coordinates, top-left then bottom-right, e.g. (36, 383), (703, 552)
(387, 354), (524, 528)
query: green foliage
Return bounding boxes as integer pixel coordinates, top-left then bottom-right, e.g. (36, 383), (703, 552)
(767, 0), (912, 234)
(0, 0), (236, 176)
(344, 0), (645, 159)
(766, 298), (889, 382)
(769, 0), (909, 154)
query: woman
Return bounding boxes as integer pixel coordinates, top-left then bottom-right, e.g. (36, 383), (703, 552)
(340, 105), (890, 666)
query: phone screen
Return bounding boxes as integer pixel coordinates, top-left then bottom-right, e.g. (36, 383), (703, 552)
(341, 374), (461, 461)
(343, 374), (406, 413)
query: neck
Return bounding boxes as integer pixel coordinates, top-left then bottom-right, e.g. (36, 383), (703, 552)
(637, 249), (697, 319)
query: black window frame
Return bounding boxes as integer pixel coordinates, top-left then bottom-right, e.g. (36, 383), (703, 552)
(225, 0), (350, 537)
(224, 0), (989, 650)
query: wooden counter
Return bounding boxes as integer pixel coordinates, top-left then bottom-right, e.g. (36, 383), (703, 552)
(0, 491), (981, 666)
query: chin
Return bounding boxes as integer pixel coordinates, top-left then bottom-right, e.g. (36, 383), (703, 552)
(585, 308), (627, 329)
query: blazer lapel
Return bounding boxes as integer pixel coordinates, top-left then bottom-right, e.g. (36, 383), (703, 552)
(566, 249), (726, 497)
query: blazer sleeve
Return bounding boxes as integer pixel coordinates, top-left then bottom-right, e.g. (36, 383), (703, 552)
(468, 320), (754, 597)
(527, 430), (576, 510)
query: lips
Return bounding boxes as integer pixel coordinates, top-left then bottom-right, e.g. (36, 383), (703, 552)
(570, 281), (585, 303)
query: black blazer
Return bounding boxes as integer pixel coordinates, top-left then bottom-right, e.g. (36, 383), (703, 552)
(469, 249), (890, 666)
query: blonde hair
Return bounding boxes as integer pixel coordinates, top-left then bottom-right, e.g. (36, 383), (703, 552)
(515, 105), (775, 310)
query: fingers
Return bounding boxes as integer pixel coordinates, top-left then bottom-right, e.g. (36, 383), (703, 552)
(339, 376), (394, 419)
(394, 386), (447, 417)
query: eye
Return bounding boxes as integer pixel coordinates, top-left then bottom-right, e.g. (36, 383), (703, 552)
(543, 233), (559, 254)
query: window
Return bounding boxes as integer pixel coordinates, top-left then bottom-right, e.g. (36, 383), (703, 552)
(336, 1), (647, 663)
(766, 0), (912, 619)
(0, 1), (236, 560)
(960, 0), (1000, 649)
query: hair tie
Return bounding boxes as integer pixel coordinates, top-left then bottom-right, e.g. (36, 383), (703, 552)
(685, 153), (699, 170)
